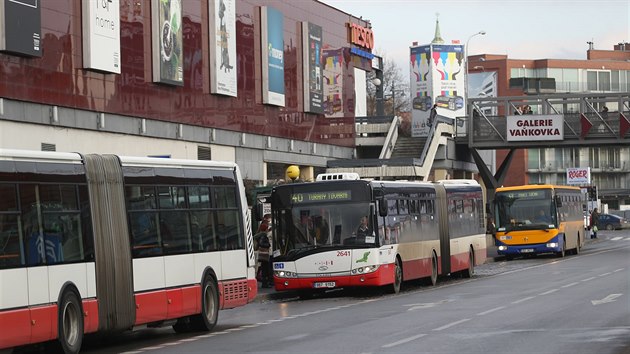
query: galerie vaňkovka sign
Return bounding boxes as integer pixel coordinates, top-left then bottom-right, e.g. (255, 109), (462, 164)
(506, 114), (564, 141)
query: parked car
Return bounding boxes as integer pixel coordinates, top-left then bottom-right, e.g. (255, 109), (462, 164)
(597, 213), (630, 230)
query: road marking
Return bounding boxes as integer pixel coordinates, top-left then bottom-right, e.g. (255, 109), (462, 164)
(225, 327), (245, 332)
(405, 299), (450, 311)
(581, 277), (596, 282)
(139, 346), (164, 351)
(477, 306), (506, 316)
(611, 237), (623, 241)
(178, 337), (200, 342)
(539, 289), (559, 295)
(561, 282), (579, 288)
(592, 294), (623, 305)
(433, 318), (471, 331)
(382, 333), (427, 348)
(599, 272), (612, 277)
(511, 296), (535, 304)
(613, 268), (624, 273)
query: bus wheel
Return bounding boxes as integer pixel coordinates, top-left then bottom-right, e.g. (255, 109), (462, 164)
(391, 258), (402, 294)
(191, 275), (219, 331)
(58, 290), (83, 354)
(427, 252), (438, 286)
(463, 248), (475, 278)
(574, 235), (581, 255)
(557, 238), (566, 258)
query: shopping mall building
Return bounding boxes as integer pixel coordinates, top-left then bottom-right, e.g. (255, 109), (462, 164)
(0, 0), (375, 188)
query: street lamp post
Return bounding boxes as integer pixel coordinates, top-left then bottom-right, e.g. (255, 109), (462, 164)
(464, 30), (486, 107)
(390, 84), (405, 116)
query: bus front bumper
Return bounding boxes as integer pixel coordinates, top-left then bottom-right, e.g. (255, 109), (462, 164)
(273, 264), (395, 291)
(496, 237), (563, 256)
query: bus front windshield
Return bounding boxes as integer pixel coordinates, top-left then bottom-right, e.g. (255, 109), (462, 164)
(275, 202), (374, 256)
(495, 189), (556, 231)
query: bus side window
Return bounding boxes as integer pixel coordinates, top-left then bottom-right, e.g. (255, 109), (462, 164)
(0, 183), (23, 268)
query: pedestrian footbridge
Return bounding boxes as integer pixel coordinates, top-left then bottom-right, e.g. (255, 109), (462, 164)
(328, 92), (630, 190)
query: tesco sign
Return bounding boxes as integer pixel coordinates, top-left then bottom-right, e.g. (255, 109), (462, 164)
(566, 167), (591, 185)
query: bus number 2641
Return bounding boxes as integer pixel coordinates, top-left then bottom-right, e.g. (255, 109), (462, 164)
(337, 251), (351, 257)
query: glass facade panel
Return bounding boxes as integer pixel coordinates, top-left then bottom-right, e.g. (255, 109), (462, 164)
(528, 148), (540, 169)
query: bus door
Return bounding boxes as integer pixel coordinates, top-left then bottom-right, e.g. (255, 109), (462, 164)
(435, 184), (450, 275)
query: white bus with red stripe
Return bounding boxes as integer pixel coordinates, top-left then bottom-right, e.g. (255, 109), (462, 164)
(270, 174), (486, 297)
(0, 149), (257, 353)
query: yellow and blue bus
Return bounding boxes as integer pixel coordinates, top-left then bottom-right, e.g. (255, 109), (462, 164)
(494, 184), (585, 259)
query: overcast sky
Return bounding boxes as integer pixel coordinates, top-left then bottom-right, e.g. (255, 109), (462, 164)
(321, 0), (630, 72)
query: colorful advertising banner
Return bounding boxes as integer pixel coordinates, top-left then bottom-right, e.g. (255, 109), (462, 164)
(261, 6), (285, 106)
(302, 22), (323, 114)
(82, 0), (121, 73)
(152, 0), (183, 85)
(410, 45), (431, 137)
(322, 48), (344, 118)
(410, 44), (465, 137)
(209, 0), (236, 96)
(506, 114), (564, 141)
(0, 0), (41, 57)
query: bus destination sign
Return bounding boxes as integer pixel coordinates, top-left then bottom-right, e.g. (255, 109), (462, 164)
(504, 190), (544, 199)
(291, 190), (351, 204)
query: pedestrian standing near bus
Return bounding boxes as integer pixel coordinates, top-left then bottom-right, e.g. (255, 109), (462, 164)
(590, 208), (600, 239)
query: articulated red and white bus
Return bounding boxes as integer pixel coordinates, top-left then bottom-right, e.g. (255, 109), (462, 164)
(0, 149), (257, 353)
(269, 173), (487, 297)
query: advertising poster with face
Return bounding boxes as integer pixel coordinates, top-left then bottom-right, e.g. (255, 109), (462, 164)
(152, 0), (183, 85)
(209, 0), (236, 96)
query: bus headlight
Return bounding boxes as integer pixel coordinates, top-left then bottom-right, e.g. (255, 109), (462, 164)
(498, 245), (508, 251)
(275, 270), (297, 278)
(546, 242), (559, 248)
(351, 265), (379, 275)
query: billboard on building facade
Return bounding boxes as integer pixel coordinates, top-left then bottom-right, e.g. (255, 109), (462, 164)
(322, 47), (344, 118)
(302, 22), (323, 114)
(82, 0), (121, 73)
(410, 45), (431, 136)
(261, 6), (285, 106)
(209, 0), (236, 96)
(410, 44), (465, 137)
(567, 167), (591, 185)
(0, 0), (41, 57)
(152, 0), (183, 85)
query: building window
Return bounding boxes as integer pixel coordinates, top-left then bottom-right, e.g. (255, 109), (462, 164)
(589, 147), (600, 169)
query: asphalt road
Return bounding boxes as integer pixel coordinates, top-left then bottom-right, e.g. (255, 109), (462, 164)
(10, 230), (630, 354)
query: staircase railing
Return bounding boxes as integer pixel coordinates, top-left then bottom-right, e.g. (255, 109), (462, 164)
(415, 115), (455, 180)
(378, 116), (400, 159)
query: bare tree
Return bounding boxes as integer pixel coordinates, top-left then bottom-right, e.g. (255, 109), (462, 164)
(366, 52), (410, 117)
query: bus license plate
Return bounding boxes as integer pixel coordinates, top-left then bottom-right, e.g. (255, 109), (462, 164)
(520, 249), (534, 253)
(314, 281), (336, 288)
